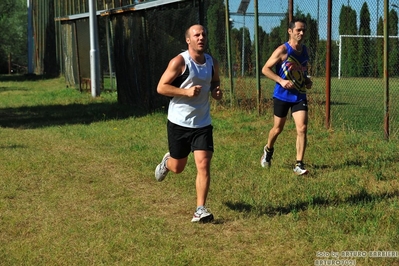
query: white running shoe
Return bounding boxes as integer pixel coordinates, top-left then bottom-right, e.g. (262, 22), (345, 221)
(260, 146), (274, 168)
(155, 152), (170, 182)
(191, 206), (214, 223)
(293, 162), (308, 176)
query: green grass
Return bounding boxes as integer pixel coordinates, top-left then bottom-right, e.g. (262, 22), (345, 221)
(222, 76), (399, 134)
(0, 75), (398, 265)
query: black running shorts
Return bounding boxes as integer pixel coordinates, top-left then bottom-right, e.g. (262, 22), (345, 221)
(167, 120), (214, 159)
(273, 97), (308, 118)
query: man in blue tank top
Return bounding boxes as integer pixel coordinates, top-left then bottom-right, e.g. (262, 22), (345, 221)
(155, 25), (223, 223)
(260, 18), (312, 175)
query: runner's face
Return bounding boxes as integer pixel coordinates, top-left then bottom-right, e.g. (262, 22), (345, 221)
(289, 22), (306, 43)
(187, 26), (207, 52)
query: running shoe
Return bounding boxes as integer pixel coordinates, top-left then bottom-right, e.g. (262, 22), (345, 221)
(155, 152), (170, 182)
(191, 206), (214, 223)
(293, 162), (308, 175)
(260, 146), (274, 167)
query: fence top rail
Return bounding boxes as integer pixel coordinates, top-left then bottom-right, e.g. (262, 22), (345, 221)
(101, 0), (188, 16)
(55, 10), (105, 22)
(54, 0), (188, 21)
(340, 34), (399, 38)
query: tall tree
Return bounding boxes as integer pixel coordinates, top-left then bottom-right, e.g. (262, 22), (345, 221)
(376, 17), (384, 77)
(314, 39), (339, 77)
(388, 9), (399, 77)
(230, 27), (241, 76)
(358, 2), (371, 77)
(257, 26), (270, 66)
(206, 0), (226, 74)
(242, 26), (252, 75)
(376, 9), (399, 77)
(268, 26), (284, 56)
(0, 0), (27, 73)
(339, 5), (358, 77)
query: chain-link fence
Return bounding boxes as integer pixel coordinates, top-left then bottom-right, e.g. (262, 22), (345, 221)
(30, 0), (398, 137)
(222, 0), (399, 137)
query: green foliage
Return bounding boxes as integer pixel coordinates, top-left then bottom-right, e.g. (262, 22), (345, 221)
(261, 16), (287, 65)
(229, 21), (252, 76)
(359, 2), (371, 35)
(269, 26), (284, 51)
(339, 5), (358, 77)
(376, 10), (399, 77)
(257, 26), (270, 65)
(230, 28), (242, 75)
(377, 17), (384, 77)
(242, 27), (252, 75)
(358, 3), (371, 77)
(0, 0), (27, 73)
(247, 3), (398, 79)
(389, 10), (399, 77)
(316, 39), (339, 77)
(206, 0), (226, 65)
(337, 4), (398, 78)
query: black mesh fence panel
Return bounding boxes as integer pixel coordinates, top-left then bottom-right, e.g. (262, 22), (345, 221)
(109, 1), (202, 109)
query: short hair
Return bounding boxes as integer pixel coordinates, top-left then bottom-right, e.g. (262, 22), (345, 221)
(185, 24), (206, 38)
(289, 18), (307, 29)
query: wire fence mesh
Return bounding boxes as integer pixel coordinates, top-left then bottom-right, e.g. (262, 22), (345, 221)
(108, 1), (203, 108)
(29, 0), (399, 137)
(225, 0), (399, 137)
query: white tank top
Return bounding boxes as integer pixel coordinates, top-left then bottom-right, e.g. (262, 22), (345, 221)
(167, 50), (214, 128)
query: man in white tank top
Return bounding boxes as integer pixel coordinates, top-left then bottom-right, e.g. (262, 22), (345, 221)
(155, 24), (223, 223)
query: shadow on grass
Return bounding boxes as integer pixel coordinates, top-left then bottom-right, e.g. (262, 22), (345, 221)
(0, 144), (27, 149)
(312, 160), (364, 170)
(225, 188), (399, 218)
(0, 102), (156, 129)
(0, 74), (53, 82)
(0, 86), (30, 93)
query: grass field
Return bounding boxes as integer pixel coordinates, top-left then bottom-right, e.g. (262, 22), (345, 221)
(226, 76), (399, 135)
(0, 75), (398, 265)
